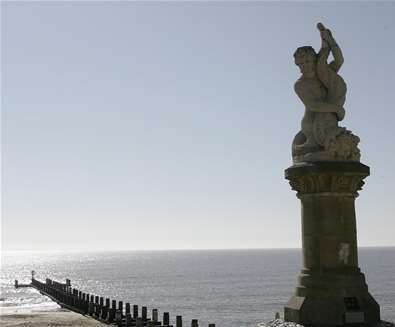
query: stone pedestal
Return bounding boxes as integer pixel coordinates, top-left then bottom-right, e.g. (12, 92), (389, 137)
(284, 162), (380, 326)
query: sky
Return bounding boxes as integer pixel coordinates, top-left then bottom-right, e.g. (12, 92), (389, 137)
(2, 1), (395, 251)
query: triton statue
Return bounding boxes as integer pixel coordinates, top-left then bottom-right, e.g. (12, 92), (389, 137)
(292, 23), (360, 163)
(284, 23), (380, 325)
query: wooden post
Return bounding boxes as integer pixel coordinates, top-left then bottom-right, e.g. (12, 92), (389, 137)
(191, 319), (198, 327)
(125, 303), (131, 315)
(133, 305), (138, 318)
(112, 300), (117, 310)
(118, 301), (123, 315)
(208, 324), (216, 327)
(14, 280), (18, 288)
(126, 313), (132, 327)
(176, 316), (182, 327)
(152, 309), (158, 322)
(84, 297), (88, 313)
(100, 297), (104, 306)
(88, 302), (94, 315)
(94, 297), (100, 317)
(136, 317), (143, 327)
(142, 306), (147, 320)
(108, 308), (115, 323)
(163, 312), (170, 326)
(90, 295), (94, 303)
(115, 309), (122, 324)
(102, 303), (108, 319)
(101, 306), (107, 319)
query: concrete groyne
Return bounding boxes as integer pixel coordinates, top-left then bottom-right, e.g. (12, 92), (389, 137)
(15, 277), (216, 327)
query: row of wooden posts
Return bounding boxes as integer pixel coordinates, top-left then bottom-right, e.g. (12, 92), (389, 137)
(25, 278), (216, 327)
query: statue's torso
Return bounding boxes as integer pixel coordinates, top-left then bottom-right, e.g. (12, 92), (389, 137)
(299, 77), (327, 102)
(297, 78), (327, 137)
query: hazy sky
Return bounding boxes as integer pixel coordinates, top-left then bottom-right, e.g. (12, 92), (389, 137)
(2, 1), (395, 251)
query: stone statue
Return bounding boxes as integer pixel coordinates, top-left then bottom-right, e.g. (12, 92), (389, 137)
(284, 23), (381, 325)
(292, 23), (360, 163)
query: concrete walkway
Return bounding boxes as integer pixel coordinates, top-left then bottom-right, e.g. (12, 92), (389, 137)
(0, 310), (108, 327)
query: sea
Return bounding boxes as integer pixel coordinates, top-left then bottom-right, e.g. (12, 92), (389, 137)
(1, 248), (394, 326)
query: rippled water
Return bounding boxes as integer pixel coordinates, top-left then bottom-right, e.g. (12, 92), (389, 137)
(1, 248), (394, 326)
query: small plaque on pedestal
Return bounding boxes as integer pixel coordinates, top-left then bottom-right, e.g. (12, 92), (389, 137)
(344, 312), (365, 323)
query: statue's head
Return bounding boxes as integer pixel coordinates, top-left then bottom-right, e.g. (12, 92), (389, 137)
(294, 46), (317, 77)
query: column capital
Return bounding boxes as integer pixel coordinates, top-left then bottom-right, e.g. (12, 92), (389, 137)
(285, 161), (369, 197)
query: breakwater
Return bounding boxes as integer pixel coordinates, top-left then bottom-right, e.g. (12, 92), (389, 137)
(16, 277), (216, 327)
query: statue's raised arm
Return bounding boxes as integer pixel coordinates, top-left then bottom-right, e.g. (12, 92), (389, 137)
(317, 22), (344, 73)
(315, 22), (346, 122)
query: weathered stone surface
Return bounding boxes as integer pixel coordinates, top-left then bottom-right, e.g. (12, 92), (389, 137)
(284, 161), (380, 325)
(286, 161), (369, 197)
(292, 23), (360, 163)
(257, 318), (304, 327)
(257, 319), (394, 327)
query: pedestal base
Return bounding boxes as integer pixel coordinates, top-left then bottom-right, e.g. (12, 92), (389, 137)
(285, 292), (380, 326)
(284, 267), (380, 325)
(283, 162), (380, 326)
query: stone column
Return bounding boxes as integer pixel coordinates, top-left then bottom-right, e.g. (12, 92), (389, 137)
(284, 162), (380, 325)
